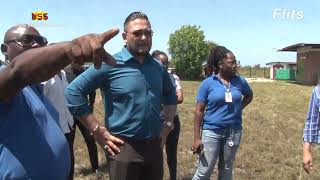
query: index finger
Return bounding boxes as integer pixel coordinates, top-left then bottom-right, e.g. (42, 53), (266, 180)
(109, 136), (124, 144)
(107, 137), (124, 154)
(99, 28), (120, 45)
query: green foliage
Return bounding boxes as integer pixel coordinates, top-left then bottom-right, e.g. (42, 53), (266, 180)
(168, 25), (213, 79)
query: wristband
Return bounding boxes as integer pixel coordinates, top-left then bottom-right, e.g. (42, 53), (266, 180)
(90, 124), (99, 135)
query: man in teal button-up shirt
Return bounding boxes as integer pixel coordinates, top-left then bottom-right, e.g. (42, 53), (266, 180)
(65, 12), (177, 180)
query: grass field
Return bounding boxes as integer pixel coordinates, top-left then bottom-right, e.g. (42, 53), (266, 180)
(73, 80), (320, 180)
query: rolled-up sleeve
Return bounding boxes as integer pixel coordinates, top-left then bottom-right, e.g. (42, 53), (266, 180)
(65, 65), (108, 117)
(162, 69), (177, 105)
(303, 86), (320, 143)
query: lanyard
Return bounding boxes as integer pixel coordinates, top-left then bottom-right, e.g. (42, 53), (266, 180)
(223, 82), (231, 92)
(218, 74), (233, 103)
(217, 74), (231, 92)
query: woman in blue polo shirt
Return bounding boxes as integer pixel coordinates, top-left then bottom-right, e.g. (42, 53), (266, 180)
(192, 46), (253, 180)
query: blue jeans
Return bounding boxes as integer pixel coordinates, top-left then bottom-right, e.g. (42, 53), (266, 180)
(192, 128), (242, 180)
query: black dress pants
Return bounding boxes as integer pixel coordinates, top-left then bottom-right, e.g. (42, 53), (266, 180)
(107, 137), (163, 180)
(165, 115), (180, 180)
(74, 118), (99, 171)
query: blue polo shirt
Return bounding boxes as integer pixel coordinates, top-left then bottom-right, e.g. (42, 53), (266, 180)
(0, 65), (70, 179)
(196, 74), (252, 130)
(65, 47), (177, 139)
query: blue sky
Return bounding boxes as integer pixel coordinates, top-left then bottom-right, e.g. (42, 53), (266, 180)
(0, 0), (319, 66)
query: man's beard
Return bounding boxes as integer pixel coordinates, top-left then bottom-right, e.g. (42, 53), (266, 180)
(133, 45), (151, 56)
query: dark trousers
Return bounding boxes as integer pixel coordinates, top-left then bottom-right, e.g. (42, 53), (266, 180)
(74, 118), (99, 171)
(165, 115), (180, 180)
(65, 130), (75, 180)
(65, 118), (100, 180)
(107, 138), (163, 180)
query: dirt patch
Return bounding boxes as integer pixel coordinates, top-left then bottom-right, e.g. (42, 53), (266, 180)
(245, 78), (275, 82)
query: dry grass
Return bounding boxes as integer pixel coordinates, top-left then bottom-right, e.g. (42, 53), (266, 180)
(73, 80), (320, 180)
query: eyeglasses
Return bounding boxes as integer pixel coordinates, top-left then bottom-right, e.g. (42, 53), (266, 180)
(125, 29), (154, 38)
(5, 34), (48, 47)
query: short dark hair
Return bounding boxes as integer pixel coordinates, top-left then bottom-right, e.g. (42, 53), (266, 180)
(124, 12), (149, 32)
(207, 46), (232, 74)
(151, 50), (162, 58)
(151, 50), (167, 59)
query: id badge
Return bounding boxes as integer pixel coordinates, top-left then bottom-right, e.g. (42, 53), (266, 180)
(225, 92), (232, 102)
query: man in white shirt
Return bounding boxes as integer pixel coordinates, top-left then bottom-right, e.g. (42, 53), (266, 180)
(41, 70), (75, 180)
(152, 50), (183, 180)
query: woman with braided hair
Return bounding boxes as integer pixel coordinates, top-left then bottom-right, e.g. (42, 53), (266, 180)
(191, 46), (253, 180)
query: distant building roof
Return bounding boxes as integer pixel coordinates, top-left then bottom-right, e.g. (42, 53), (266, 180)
(278, 43), (320, 52)
(266, 61), (296, 66)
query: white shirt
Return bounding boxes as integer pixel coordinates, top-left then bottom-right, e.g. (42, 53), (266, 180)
(42, 70), (74, 133)
(160, 73), (182, 118)
(170, 74), (182, 91)
(171, 73), (182, 116)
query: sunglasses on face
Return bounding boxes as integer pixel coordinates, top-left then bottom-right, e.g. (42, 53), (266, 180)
(125, 29), (154, 38)
(5, 34), (48, 47)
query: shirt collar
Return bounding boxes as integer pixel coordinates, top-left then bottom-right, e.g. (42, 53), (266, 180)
(212, 73), (218, 79)
(212, 73), (239, 81)
(120, 46), (134, 62)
